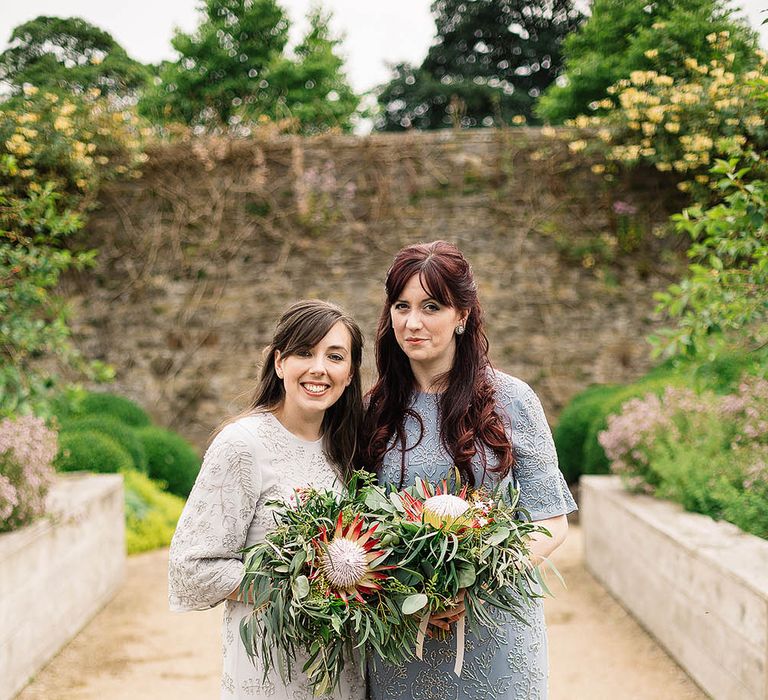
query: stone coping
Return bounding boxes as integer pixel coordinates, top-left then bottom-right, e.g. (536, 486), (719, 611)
(581, 475), (768, 598)
(0, 472), (123, 558)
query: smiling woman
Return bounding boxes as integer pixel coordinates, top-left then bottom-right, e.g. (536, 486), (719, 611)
(167, 299), (366, 700)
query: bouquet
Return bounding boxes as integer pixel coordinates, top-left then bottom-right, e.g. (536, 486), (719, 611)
(238, 471), (556, 695)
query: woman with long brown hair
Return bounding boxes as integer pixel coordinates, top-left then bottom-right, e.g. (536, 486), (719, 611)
(169, 300), (365, 700)
(361, 241), (576, 700)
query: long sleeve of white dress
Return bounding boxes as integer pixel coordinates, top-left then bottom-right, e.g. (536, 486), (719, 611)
(168, 421), (261, 612)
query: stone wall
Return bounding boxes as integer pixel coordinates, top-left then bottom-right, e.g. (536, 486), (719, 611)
(581, 475), (768, 700)
(0, 473), (125, 700)
(64, 128), (685, 449)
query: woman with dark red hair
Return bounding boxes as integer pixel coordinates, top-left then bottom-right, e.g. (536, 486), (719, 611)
(361, 241), (576, 700)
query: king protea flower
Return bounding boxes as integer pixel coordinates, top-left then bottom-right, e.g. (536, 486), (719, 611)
(399, 480), (476, 530)
(311, 513), (393, 603)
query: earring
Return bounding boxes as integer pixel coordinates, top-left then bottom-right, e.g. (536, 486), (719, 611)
(455, 324), (465, 335)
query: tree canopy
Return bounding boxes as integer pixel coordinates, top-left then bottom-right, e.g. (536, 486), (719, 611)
(0, 16), (150, 98)
(138, 0), (358, 131)
(537, 0), (760, 124)
(376, 0), (585, 131)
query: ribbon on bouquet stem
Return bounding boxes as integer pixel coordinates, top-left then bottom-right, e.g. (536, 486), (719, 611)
(453, 615), (465, 677)
(414, 608), (466, 678)
(415, 610), (430, 660)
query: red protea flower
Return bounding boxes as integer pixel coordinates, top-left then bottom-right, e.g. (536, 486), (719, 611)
(310, 513), (394, 603)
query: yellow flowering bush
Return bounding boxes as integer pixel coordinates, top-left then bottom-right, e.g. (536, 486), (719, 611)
(564, 35), (768, 200)
(1, 89), (144, 416)
(1, 88), (144, 209)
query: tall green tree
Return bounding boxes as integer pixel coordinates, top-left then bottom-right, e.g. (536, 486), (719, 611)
(139, 0), (358, 131)
(262, 8), (358, 131)
(376, 0), (585, 131)
(0, 16), (150, 98)
(537, 0), (760, 124)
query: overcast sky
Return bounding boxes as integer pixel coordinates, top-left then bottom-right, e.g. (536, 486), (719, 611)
(0, 0), (765, 94)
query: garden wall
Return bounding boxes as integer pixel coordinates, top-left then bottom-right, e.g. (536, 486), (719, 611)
(581, 475), (768, 700)
(0, 473), (125, 700)
(64, 128), (686, 449)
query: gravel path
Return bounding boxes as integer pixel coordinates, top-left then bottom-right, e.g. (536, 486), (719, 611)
(18, 525), (706, 699)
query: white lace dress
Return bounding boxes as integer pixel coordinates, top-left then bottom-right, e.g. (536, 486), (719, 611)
(168, 411), (366, 700)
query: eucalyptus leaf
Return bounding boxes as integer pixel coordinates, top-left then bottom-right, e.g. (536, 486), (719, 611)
(487, 527), (510, 546)
(456, 563), (476, 588)
(292, 575), (310, 599)
(401, 593), (428, 615)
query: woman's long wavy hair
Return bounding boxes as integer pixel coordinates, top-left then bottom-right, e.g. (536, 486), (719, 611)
(225, 300), (364, 481)
(360, 241), (514, 487)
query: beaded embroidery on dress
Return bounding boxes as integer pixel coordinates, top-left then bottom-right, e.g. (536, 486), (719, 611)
(367, 372), (576, 700)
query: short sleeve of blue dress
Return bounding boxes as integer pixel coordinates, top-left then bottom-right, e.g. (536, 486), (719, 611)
(368, 371), (576, 700)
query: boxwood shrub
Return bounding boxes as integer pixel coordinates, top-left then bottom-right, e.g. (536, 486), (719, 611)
(136, 426), (200, 497)
(60, 415), (148, 472)
(55, 430), (133, 474)
(79, 392), (152, 428)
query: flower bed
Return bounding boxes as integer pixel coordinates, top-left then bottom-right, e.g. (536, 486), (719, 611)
(581, 475), (768, 700)
(0, 472), (124, 700)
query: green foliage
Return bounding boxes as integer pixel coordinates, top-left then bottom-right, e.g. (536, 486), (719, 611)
(123, 469), (185, 554)
(136, 426), (200, 497)
(561, 39), (768, 199)
(376, 0), (584, 130)
(553, 383), (623, 482)
(138, 0), (357, 132)
(260, 8), (358, 132)
(557, 346), (768, 483)
(0, 16), (150, 98)
(552, 30), (767, 360)
(0, 88), (141, 417)
(599, 377), (768, 539)
(691, 345), (768, 392)
(651, 157), (768, 358)
(537, 0), (760, 123)
(78, 391), (152, 428)
(55, 430), (133, 473)
(555, 374), (689, 483)
(60, 415), (148, 472)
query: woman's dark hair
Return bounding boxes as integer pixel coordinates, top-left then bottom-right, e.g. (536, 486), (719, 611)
(360, 241), (514, 487)
(230, 299), (363, 481)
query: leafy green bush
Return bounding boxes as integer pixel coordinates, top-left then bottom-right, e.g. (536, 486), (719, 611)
(55, 430), (133, 474)
(556, 370), (688, 483)
(692, 346), (768, 393)
(60, 415), (147, 472)
(599, 377), (768, 539)
(123, 469), (185, 554)
(1, 86), (141, 418)
(136, 426), (200, 497)
(554, 384), (623, 482)
(537, 0), (760, 124)
(79, 392), (152, 428)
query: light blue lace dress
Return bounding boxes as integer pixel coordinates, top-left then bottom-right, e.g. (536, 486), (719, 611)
(368, 371), (577, 700)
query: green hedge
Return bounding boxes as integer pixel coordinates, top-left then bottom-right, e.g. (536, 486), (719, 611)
(60, 415), (148, 472)
(555, 372), (688, 483)
(79, 392), (152, 427)
(553, 384), (623, 483)
(55, 430), (133, 474)
(123, 469), (185, 554)
(553, 347), (768, 485)
(136, 426), (201, 497)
